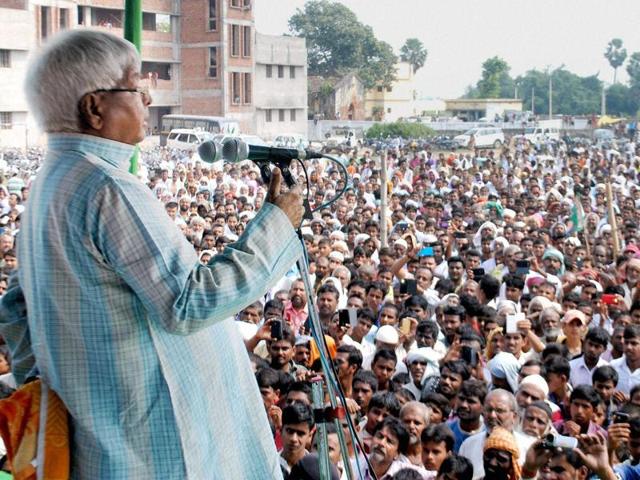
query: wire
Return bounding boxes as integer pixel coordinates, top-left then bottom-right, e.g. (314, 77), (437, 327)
(308, 154), (351, 213)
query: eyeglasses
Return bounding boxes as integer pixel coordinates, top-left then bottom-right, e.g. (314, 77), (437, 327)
(87, 87), (150, 100)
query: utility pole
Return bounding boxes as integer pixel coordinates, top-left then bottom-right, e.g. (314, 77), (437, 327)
(380, 150), (388, 248)
(601, 84), (606, 116)
(531, 87), (535, 115)
(548, 73), (553, 120)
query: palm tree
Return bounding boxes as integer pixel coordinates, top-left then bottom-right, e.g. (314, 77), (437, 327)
(400, 38), (427, 74)
(605, 38), (627, 84)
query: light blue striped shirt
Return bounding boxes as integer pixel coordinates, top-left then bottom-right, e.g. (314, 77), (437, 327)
(0, 133), (302, 479)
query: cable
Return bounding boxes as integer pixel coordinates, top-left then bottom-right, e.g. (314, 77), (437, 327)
(308, 154), (350, 213)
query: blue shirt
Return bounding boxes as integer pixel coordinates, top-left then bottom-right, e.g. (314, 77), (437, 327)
(0, 134), (302, 479)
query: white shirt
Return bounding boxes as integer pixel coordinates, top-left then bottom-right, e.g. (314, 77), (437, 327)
(569, 355), (609, 387)
(459, 429), (535, 480)
(610, 356), (640, 394)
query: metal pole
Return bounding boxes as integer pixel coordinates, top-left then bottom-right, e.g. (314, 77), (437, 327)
(124, 0), (141, 175)
(311, 381), (332, 480)
(380, 149), (388, 248)
(601, 84), (606, 116)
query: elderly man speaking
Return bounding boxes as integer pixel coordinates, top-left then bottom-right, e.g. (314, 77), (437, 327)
(0, 30), (304, 478)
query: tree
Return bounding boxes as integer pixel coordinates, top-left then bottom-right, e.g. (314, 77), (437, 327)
(606, 84), (639, 116)
(288, 0), (397, 88)
(515, 68), (602, 115)
(627, 52), (640, 88)
(604, 38), (627, 84)
(472, 57), (512, 98)
(400, 38), (427, 73)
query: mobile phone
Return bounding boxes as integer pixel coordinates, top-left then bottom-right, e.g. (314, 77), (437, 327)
(400, 318), (411, 335)
(515, 260), (530, 276)
(613, 412), (630, 424)
(270, 319), (283, 340)
(461, 346), (478, 367)
(506, 313), (524, 334)
(541, 433), (578, 450)
(418, 247), (434, 257)
(602, 294), (620, 306)
(472, 268), (485, 278)
(454, 231), (466, 239)
(400, 279), (418, 296)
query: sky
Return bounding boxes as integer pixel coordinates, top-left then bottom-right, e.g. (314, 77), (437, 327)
(254, 0), (640, 99)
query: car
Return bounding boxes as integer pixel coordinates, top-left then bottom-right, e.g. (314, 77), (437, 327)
(273, 133), (309, 150)
(212, 134), (268, 147)
(454, 127), (504, 149)
(166, 129), (215, 150)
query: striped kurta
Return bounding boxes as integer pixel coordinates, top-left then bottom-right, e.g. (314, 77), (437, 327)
(0, 133), (302, 479)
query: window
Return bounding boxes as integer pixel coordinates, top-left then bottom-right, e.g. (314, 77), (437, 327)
(243, 73), (251, 104)
(377, 86), (383, 92)
(242, 26), (251, 57)
(266, 65), (272, 78)
(208, 0), (217, 31)
(156, 14), (171, 32)
(208, 47), (217, 78)
(0, 50), (10, 68)
(40, 6), (50, 39)
(231, 72), (241, 104)
(230, 0), (241, 7)
(0, 112), (12, 130)
(277, 65), (284, 78)
(386, 86), (392, 92)
(230, 24), (240, 57)
(289, 66), (295, 79)
(266, 110), (272, 122)
(279, 109), (285, 122)
(243, 0), (251, 7)
(290, 109), (296, 122)
(77, 5), (85, 25)
(59, 8), (68, 29)
(142, 12), (156, 31)
(387, 108), (391, 113)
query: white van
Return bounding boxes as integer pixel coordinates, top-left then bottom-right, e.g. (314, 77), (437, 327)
(454, 127), (505, 148)
(166, 129), (214, 150)
(273, 133), (309, 150)
(520, 126), (561, 144)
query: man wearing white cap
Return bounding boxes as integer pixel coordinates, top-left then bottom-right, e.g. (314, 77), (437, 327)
(403, 348), (441, 399)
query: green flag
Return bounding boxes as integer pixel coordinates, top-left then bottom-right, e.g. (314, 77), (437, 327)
(124, 0), (142, 175)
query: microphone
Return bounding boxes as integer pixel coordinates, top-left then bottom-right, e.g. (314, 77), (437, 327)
(197, 140), (223, 163)
(221, 138), (323, 163)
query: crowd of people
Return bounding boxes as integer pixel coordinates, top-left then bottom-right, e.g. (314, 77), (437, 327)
(1, 128), (640, 480)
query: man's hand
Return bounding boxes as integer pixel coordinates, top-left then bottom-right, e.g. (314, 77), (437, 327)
(575, 434), (617, 480)
(563, 420), (581, 437)
(266, 168), (304, 228)
(523, 440), (554, 475)
(607, 422), (630, 451)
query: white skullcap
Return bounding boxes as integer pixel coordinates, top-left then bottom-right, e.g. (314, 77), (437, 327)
(376, 325), (399, 345)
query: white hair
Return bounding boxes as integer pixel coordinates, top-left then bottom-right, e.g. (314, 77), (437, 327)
(25, 29), (140, 133)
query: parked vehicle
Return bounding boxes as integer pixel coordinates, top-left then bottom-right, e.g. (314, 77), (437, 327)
(454, 127), (504, 148)
(273, 133), (309, 149)
(166, 129), (215, 150)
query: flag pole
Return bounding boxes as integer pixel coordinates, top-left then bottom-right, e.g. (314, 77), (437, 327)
(124, 0), (142, 175)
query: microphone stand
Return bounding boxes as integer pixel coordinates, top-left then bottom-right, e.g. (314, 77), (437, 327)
(273, 163), (372, 480)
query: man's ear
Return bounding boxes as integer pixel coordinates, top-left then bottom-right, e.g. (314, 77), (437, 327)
(78, 93), (104, 131)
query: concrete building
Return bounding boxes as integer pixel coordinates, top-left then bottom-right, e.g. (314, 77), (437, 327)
(444, 98), (523, 122)
(253, 32), (307, 140)
(0, 0), (307, 146)
(308, 73), (366, 122)
(365, 62), (418, 121)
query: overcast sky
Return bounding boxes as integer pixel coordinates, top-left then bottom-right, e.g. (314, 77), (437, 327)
(254, 0), (640, 99)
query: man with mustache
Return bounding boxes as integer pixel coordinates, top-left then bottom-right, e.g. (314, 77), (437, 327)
(459, 389), (536, 479)
(399, 401), (431, 466)
(368, 417), (427, 478)
(284, 279), (308, 335)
